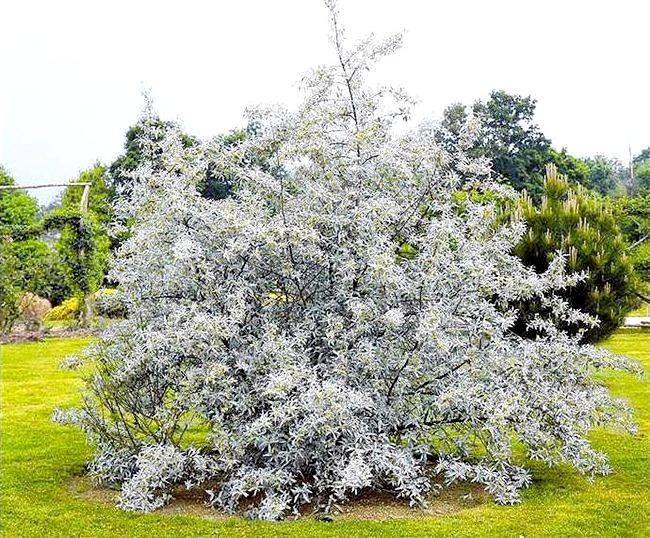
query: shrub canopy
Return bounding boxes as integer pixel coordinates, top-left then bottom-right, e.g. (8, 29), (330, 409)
(57, 4), (638, 520)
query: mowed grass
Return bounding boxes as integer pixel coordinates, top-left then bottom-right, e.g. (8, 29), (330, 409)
(1, 331), (648, 537)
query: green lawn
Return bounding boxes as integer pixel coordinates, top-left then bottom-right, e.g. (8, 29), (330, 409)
(1, 331), (649, 537)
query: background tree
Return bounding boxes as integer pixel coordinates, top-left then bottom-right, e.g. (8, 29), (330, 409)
(44, 208), (108, 327)
(607, 148), (650, 285)
(633, 147), (650, 192)
(0, 166), (63, 329)
(61, 164), (112, 227)
(0, 165), (39, 240)
(109, 117), (237, 203)
(434, 102), (468, 154)
(7, 238), (67, 304)
(42, 167), (112, 326)
(108, 118), (183, 198)
(437, 92), (593, 199)
(547, 148), (590, 192)
(634, 147), (650, 162)
(512, 164), (640, 342)
(0, 236), (20, 333)
(582, 155), (625, 196)
(472, 91), (552, 196)
(614, 191), (650, 283)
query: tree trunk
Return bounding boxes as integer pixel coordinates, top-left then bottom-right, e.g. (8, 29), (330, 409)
(79, 293), (94, 328)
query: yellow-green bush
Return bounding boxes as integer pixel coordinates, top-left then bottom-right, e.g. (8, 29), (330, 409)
(43, 297), (80, 321)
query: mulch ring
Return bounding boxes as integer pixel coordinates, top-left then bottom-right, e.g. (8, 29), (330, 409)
(64, 474), (488, 522)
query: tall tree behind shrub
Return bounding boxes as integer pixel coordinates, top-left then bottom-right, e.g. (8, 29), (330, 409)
(108, 117), (236, 203)
(0, 166), (39, 239)
(0, 236), (20, 333)
(513, 164), (640, 341)
(473, 91), (552, 197)
(437, 93), (594, 199)
(614, 190), (650, 282)
(0, 166), (38, 330)
(61, 165), (112, 227)
(582, 155), (626, 196)
(633, 147), (650, 193)
(44, 209), (108, 327)
(8, 238), (67, 303)
(41, 167), (113, 324)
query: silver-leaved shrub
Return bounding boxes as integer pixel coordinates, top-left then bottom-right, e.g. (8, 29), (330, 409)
(54, 2), (638, 520)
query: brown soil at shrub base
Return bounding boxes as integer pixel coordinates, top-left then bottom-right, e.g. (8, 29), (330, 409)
(64, 475), (488, 521)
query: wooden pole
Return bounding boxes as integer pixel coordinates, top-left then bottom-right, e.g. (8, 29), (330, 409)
(80, 184), (91, 212)
(0, 182), (93, 213)
(0, 182), (92, 190)
(629, 145), (635, 194)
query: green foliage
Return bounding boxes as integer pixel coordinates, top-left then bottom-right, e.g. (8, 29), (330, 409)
(631, 242), (650, 283)
(199, 129), (245, 200)
(33, 253), (73, 306)
(39, 166), (114, 324)
(513, 165), (640, 342)
(61, 165), (112, 226)
(547, 148), (590, 192)
(438, 92), (592, 199)
(435, 102), (467, 153)
(109, 117), (233, 202)
(0, 237), (20, 333)
(634, 147), (650, 163)
(0, 166), (55, 331)
(94, 287), (125, 318)
(8, 239), (53, 294)
(582, 155), (625, 196)
(634, 159), (650, 192)
(613, 193), (650, 245)
(108, 118), (182, 197)
(613, 192), (650, 282)
(0, 166), (39, 240)
(0, 235), (69, 313)
(471, 91), (552, 197)
(43, 209), (108, 299)
(60, 166), (112, 286)
(108, 118), (278, 204)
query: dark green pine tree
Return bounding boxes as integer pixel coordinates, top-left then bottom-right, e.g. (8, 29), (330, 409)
(513, 164), (640, 342)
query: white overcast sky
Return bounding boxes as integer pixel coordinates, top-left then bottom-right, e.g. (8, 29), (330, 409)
(1, 0), (648, 204)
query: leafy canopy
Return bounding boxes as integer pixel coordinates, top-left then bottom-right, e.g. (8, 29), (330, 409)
(435, 93), (628, 198)
(0, 166), (55, 330)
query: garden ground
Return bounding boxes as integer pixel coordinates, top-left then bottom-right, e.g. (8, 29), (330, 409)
(1, 330), (648, 537)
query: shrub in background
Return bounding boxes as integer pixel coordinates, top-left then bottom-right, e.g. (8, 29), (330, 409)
(631, 241), (650, 284)
(512, 164), (640, 342)
(0, 166), (61, 332)
(44, 209), (109, 327)
(44, 297), (80, 322)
